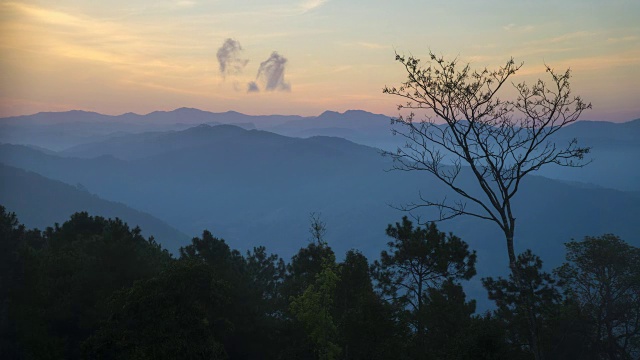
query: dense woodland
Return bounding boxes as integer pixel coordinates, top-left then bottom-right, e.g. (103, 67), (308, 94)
(1, 206), (638, 359)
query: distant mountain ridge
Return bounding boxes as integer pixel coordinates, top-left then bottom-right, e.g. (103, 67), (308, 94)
(3, 107), (637, 128)
(1, 107), (638, 190)
(2, 107), (637, 147)
(1, 124), (638, 271)
(0, 163), (189, 253)
(0, 107), (301, 150)
(4, 106), (634, 190)
(0, 107), (306, 128)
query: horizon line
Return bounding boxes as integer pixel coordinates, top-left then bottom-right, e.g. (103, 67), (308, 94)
(1, 107), (638, 124)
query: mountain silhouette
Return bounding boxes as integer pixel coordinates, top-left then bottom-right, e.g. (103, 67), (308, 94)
(0, 163), (189, 253)
(2, 125), (638, 275)
(2, 108), (636, 191)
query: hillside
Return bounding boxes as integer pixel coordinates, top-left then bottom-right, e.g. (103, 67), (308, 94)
(0, 163), (189, 253)
(2, 125), (638, 280)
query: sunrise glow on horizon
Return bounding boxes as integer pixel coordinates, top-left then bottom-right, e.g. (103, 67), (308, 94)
(1, 0), (639, 121)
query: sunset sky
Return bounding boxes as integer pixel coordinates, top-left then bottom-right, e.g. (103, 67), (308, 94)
(1, 0), (638, 121)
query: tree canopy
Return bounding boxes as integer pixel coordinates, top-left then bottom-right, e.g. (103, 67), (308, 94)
(2, 206), (637, 359)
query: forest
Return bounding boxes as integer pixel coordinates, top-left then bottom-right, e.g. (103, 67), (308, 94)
(1, 206), (638, 359)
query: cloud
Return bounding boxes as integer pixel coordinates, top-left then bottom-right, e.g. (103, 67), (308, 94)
(216, 38), (249, 76)
(247, 81), (259, 93)
(300, 0), (328, 13)
(545, 31), (591, 44)
(503, 23), (534, 32)
(607, 35), (638, 44)
(255, 52), (291, 92)
(174, 1), (196, 8)
(357, 42), (387, 50)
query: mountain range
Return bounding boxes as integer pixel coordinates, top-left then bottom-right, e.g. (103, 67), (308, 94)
(2, 108), (638, 191)
(1, 120), (637, 265)
(2, 109), (639, 309)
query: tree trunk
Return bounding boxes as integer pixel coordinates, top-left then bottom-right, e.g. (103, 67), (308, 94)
(506, 231), (544, 360)
(416, 279), (425, 359)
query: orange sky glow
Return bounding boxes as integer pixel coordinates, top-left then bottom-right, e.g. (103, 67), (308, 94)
(1, 0), (639, 121)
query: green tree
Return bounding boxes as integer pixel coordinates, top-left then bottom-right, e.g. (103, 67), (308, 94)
(383, 50), (591, 360)
(288, 213), (342, 360)
(275, 239), (336, 358)
(282, 214), (333, 300)
(556, 235), (640, 359)
(372, 217), (476, 358)
(284, 241), (335, 298)
(290, 252), (342, 360)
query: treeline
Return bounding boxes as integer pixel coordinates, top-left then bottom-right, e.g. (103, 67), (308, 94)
(1, 206), (638, 359)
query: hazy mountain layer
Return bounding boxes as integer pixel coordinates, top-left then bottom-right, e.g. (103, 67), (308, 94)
(0, 108), (296, 150)
(2, 108), (637, 191)
(0, 163), (189, 253)
(1, 125), (638, 279)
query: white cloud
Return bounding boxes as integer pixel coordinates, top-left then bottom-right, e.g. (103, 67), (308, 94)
(503, 23), (534, 32)
(357, 42), (387, 50)
(300, 0), (327, 13)
(174, 1), (196, 8)
(606, 35), (638, 44)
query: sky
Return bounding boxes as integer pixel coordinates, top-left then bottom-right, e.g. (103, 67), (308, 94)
(0, 0), (639, 121)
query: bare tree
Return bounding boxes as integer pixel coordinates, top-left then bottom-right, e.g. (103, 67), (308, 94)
(309, 212), (327, 245)
(383, 51), (591, 360)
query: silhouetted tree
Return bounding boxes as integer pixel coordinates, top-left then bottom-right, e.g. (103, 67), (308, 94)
(372, 217), (476, 358)
(245, 245), (286, 316)
(421, 280), (476, 359)
(556, 235), (640, 359)
(0, 206), (44, 358)
(180, 231), (289, 359)
(334, 250), (405, 360)
(464, 313), (523, 359)
(84, 260), (230, 359)
(383, 50), (591, 360)
(9, 212), (171, 359)
(483, 250), (562, 357)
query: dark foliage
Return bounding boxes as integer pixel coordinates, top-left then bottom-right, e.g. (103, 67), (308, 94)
(84, 260), (230, 359)
(556, 235), (640, 359)
(2, 210), (170, 359)
(2, 207), (637, 359)
(372, 217), (477, 359)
